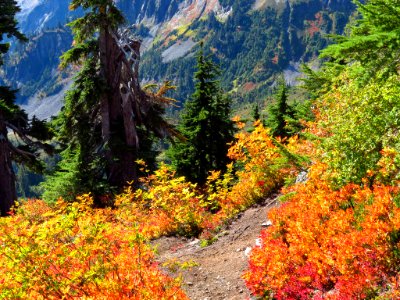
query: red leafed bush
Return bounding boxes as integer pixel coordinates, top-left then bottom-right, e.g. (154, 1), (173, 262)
(243, 163), (400, 299)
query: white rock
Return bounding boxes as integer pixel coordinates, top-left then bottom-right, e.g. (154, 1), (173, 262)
(295, 171), (308, 184)
(244, 247), (252, 257)
(261, 220), (273, 227)
(188, 238), (200, 246)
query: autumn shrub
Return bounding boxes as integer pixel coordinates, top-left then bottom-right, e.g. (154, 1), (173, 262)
(0, 196), (187, 299)
(243, 163), (400, 299)
(0, 120), (300, 299)
(114, 121), (298, 241)
(226, 120), (299, 210)
(315, 70), (400, 186)
(113, 163), (235, 241)
(114, 164), (209, 238)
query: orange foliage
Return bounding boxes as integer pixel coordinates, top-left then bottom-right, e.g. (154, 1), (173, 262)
(243, 163), (400, 299)
(242, 82), (257, 92)
(113, 122), (297, 241)
(227, 121), (295, 209)
(0, 197), (188, 299)
(0, 122), (298, 299)
(272, 54), (279, 64)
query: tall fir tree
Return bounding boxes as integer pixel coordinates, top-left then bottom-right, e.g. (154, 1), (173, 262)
(0, 1), (53, 215)
(170, 45), (235, 184)
(43, 0), (176, 203)
(266, 79), (293, 139)
(252, 103), (261, 122)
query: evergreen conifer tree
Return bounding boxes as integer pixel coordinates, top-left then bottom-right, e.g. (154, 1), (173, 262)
(43, 0), (177, 203)
(321, 0), (400, 81)
(266, 79), (293, 139)
(170, 45), (234, 184)
(252, 103), (261, 122)
(0, 0), (53, 215)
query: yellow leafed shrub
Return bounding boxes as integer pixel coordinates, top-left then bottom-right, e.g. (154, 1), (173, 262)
(0, 196), (188, 299)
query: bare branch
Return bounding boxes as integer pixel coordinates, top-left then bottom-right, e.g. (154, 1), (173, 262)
(6, 122), (34, 145)
(5, 122), (53, 154)
(7, 140), (37, 161)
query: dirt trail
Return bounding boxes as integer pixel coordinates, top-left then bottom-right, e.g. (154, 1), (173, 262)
(152, 197), (278, 300)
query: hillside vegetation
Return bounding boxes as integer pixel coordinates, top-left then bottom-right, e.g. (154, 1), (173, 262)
(140, 0), (355, 103)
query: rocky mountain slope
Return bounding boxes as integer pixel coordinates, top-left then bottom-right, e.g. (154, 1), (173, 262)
(3, 0), (355, 118)
(140, 0), (355, 103)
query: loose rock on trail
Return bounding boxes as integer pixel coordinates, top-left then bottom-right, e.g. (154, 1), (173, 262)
(153, 197), (279, 300)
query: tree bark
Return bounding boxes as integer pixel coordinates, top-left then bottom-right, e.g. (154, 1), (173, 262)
(0, 113), (16, 216)
(99, 27), (142, 188)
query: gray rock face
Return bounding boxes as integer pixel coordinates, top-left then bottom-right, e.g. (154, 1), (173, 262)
(20, 81), (72, 120)
(116, 0), (181, 24)
(162, 38), (196, 63)
(16, 0), (183, 35)
(295, 171), (308, 184)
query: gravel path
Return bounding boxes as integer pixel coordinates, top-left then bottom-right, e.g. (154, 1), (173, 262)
(152, 197), (279, 300)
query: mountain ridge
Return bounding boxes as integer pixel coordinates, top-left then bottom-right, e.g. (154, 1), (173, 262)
(3, 0), (355, 119)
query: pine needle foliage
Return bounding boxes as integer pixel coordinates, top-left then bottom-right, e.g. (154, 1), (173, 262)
(265, 79), (294, 139)
(170, 45), (235, 185)
(43, 0), (177, 204)
(321, 0), (400, 82)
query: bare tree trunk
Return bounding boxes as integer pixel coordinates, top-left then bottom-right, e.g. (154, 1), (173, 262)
(0, 113), (16, 216)
(100, 27), (125, 186)
(99, 27), (140, 188)
(99, 23), (172, 190)
(118, 41), (143, 185)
